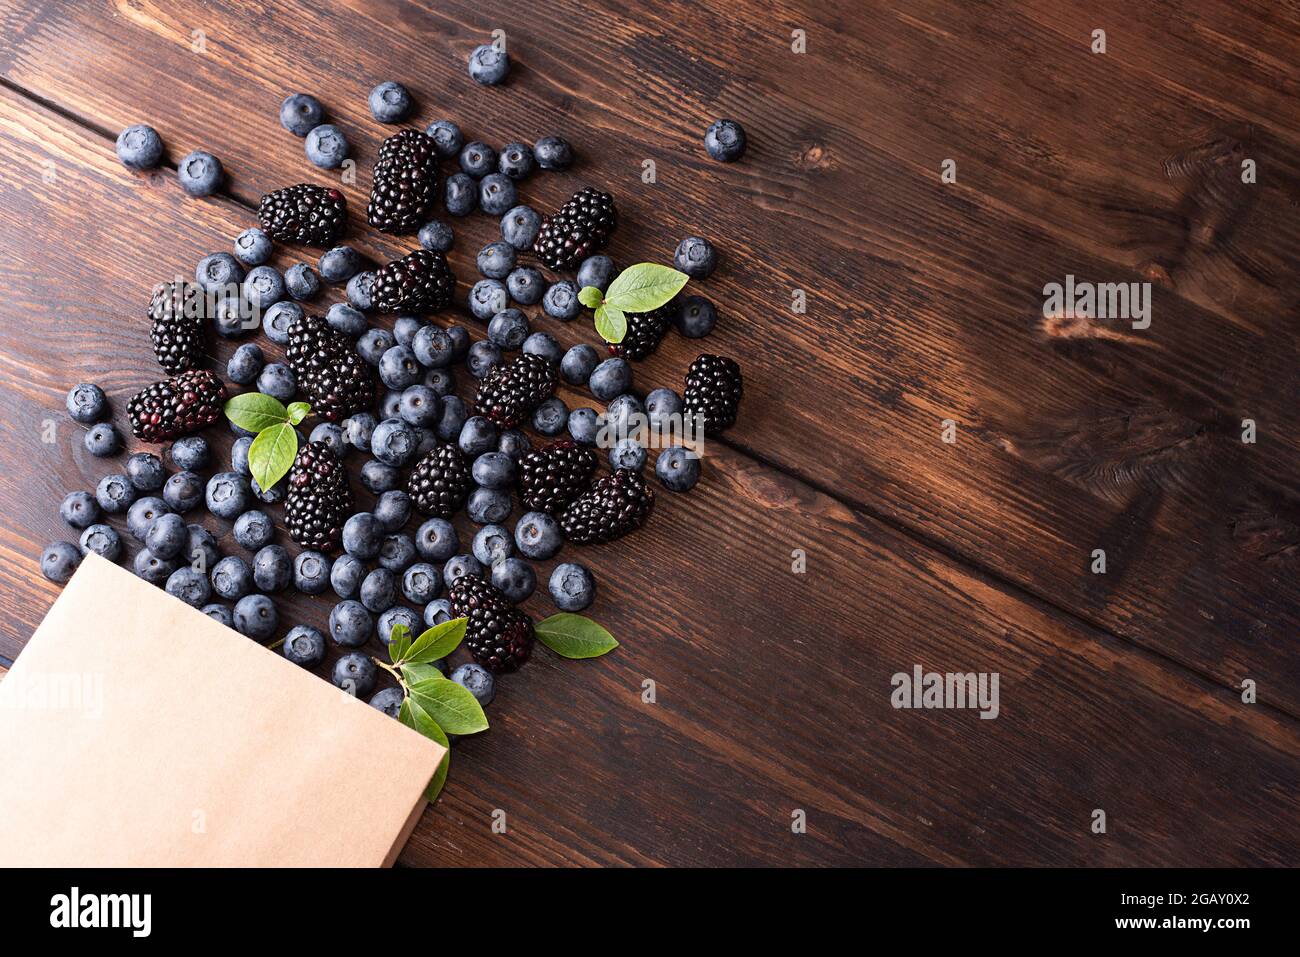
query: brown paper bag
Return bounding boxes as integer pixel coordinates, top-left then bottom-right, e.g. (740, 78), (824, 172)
(0, 553), (444, 867)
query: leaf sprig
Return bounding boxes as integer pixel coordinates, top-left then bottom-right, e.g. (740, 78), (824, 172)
(223, 393), (311, 491)
(581, 262), (689, 344)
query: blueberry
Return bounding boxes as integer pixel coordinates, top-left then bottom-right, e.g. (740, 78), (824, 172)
(374, 343), (418, 390)
(348, 270), (376, 310)
(704, 118), (747, 162)
(326, 599), (371, 648)
(279, 93), (324, 136)
(399, 562), (441, 605)
(205, 468), (250, 514)
(467, 487), (511, 525)
(134, 548), (178, 584)
(126, 497), (169, 542)
(253, 544), (292, 592)
(497, 142), (534, 179)
(393, 316), (425, 347)
(470, 524), (512, 566)
(79, 523), (122, 562)
(164, 471), (205, 512)
(66, 383), (107, 424)
(444, 172), (477, 216)
(377, 606), (420, 646)
(471, 451), (516, 489)
(445, 325), (471, 361)
(498, 206), (541, 254)
(234, 593), (278, 640)
(356, 329), (395, 367)
(450, 662), (496, 706)
(163, 437), (206, 473)
(497, 429), (531, 460)
(567, 407), (600, 445)
(491, 557), (536, 603)
(333, 651), (377, 696)
(177, 150), (223, 196)
(549, 562), (595, 611)
(115, 124), (163, 169)
(656, 445), (701, 491)
(561, 344), (600, 385)
(674, 294), (717, 338)
(466, 341), (501, 379)
(231, 436), (253, 476)
(309, 422), (347, 458)
(533, 135), (573, 171)
(419, 219), (454, 253)
(319, 245), (363, 283)
(443, 553), (484, 588)
(343, 512), (383, 560)
(123, 453), (164, 493)
(95, 473), (137, 514)
(368, 81), (412, 122)
(233, 227), (273, 266)
(305, 124), (349, 168)
(577, 255), (615, 292)
(185, 524), (220, 570)
(393, 387), (437, 431)
(226, 343), (265, 384)
(370, 417), (418, 467)
(604, 393), (644, 435)
(414, 426), (439, 458)
(412, 327), (456, 370)
(505, 267), (543, 306)
(488, 309), (529, 350)
(431, 397), (466, 443)
(233, 510), (274, 551)
(477, 241), (516, 280)
(210, 555), (253, 601)
(470, 279), (509, 320)
(543, 281), (581, 322)
(364, 490), (407, 535)
(166, 566), (211, 606)
(203, 604), (234, 627)
(458, 416), (499, 458)
(257, 362), (297, 402)
(370, 686), (405, 717)
(529, 397), (566, 437)
(284, 263), (320, 300)
(84, 422), (122, 457)
(424, 598), (454, 627)
(459, 141), (497, 178)
(195, 252), (244, 295)
(673, 236), (717, 278)
(283, 625), (327, 668)
(515, 511), (564, 559)
(425, 119), (464, 158)
(610, 438), (647, 472)
(259, 300), (300, 345)
(589, 357), (632, 401)
(323, 556), (363, 601)
(645, 387), (684, 428)
(361, 459), (400, 494)
(381, 387), (405, 421)
(212, 295), (256, 339)
(325, 303), (368, 339)
(61, 490), (101, 530)
(416, 518), (459, 562)
(468, 43), (510, 84)
(146, 512), (188, 560)
(294, 550), (332, 595)
(479, 173), (517, 215)
(378, 534), (417, 574)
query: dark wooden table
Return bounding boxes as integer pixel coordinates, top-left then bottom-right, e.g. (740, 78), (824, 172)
(0, 1), (1296, 866)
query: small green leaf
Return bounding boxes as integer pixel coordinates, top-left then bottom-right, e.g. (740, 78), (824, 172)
(595, 303), (627, 344)
(408, 676), (488, 735)
(388, 622), (412, 662)
(603, 263), (689, 313)
(402, 617), (467, 665)
(401, 662), (447, 685)
(224, 392), (289, 433)
(578, 285), (605, 309)
(286, 401), (311, 426)
(399, 698), (450, 803)
(535, 613), (619, 659)
(248, 422), (299, 492)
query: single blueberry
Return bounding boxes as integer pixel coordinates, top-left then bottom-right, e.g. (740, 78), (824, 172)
(560, 344), (600, 385)
(533, 135), (573, 171)
(166, 566), (212, 607)
(549, 562), (595, 612)
(491, 557), (536, 603)
(305, 124), (349, 168)
(368, 81), (412, 122)
(234, 593), (278, 640)
(177, 150), (223, 196)
(283, 625), (327, 667)
(515, 511), (564, 560)
(416, 518), (459, 562)
(115, 124), (164, 169)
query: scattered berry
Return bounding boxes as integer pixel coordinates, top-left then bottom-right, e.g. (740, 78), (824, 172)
(372, 249), (455, 314)
(169, 435), (210, 471)
(609, 438), (647, 472)
(704, 118), (747, 162)
(60, 491), (100, 530)
(506, 266), (544, 305)
(333, 651), (377, 696)
(567, 406), (600, 445)
(377, 606), (420, 645)
(79, 523), (122, 562)
(253, 544), (293, 592)
(145, 512), (188, 560)
(416, 518), (459, 562)
(166, 566), (211, 606)
(471, 524), (514, 566)
(549, 562), (595, 611)
(211, 555), (254, 601)
(330, 554), (365, 599)
(283, 625), (327, 668)
(116, 124), (164, 169)
(177, 150), (223, 196)
(280, 93), (324, 136)
(234, 227), (273, 266)
(673, 235), (717, 278)
(588, 357), (631, 401)
(84, 422), (123, 457)
(491, 557), (536, 603)
(369, 128), (440, 234)
(449, 574), (533, 673)
(424, 598), (454, 627)
(346, 270), (376, 310)
(234, 594), (278, 639)
(683, 353), (743, 435)
(233, 510), (275, 551)
(203, 604), (234, 627)
(205, 471), (253, 520)
(576, 255), (615, 292)
(402, 562), (442, 604)
(368, 81), (412, 122)
(163, 471), (204, 512)
(559, 469), (655, 544)
(95, 473), (137, 514)
(227, 343), (265, 384)
(498, 143), (534, 179)
(257, 362), (296, 402)
(294, 550), (332, 594)
(342, 512), (384, 560)
(674, 294), (717, 338)
(459, 141), (497, 179)
(285, 441), (354, 552)
(258, 186), (349, 249)
(444, 172), (477, 216)
(305, 124), (350, 168)
(134, 548), (179, 584)
(149, 280), (208, 373)
(488, 308), (529, 350)
(468, 44), (510, 85)
(287, 313), (375, 422)
(532, 397), (568, 436)
(419, 219), (454, 253)
(560, 344), (600, 384)
(656, 445), (701, 491)
(125, 494), (169, 541)
(285, 263), (320, 300)
(443, 553), (484, 589)
(66, 383), (108, 424)
(370, 687), (404, 717)
(533, 135), (573, 171)
(425, 119), (464, 158)
(319, 245), (363, 283)
(450, 662), (496, 705)
(479, 173), (517, 215)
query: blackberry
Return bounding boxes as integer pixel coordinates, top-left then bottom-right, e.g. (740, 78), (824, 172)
(683, 353), (743, 435)
(372, 249), (455, 314)
(368, 129), (440, 234)
(532, 187), (617, 271)
(559, 469), (655, 544)
(611, 301), (674, 360)
(449, 574), (534, 674)
(285, 440), (353, 552)
(474, 353), (557, 428)
(149, 281), (208, 373)
(285, 313), (375, 422)
(515, 440), (598, 514)
(127, 370), (225, 443)
(408, 443), (471, 517)
(257, 184), (348, 246)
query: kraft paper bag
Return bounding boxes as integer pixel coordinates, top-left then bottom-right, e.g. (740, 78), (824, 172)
(0, 553), (445, 867)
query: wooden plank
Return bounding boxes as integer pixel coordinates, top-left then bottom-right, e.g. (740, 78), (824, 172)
(0, 86), (1295, 866)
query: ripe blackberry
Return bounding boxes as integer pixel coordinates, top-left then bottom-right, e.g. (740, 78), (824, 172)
(559, 469), (654, 544)
(516, 440), (598, 514)
(683, 353), (743, 435)
(149, 281), (208, 373)
(257, 184), (348, 246)
(368, 129), (440, 234)
(407, 443), (471, 517)
(532, 187), (617, 271)
(372, 249), (455, 313)
(285, 441), (353, 552)
(474, 353), (557, 428)
(611, 301), (674, 360)
(448, 574), (534, 674)
(285, 313), (375, 422)
(127, 370), (225, 443)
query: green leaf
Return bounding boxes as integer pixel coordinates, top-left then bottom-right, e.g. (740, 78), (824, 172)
(248, 422), (299, 492)
(224, 392), (289, 433)
(535, 613), (619, 659)
(388, 622), (412, 662)
(399, 698), (450, 803)
(408, 676), (488, 735)
(402, 617), (467, 665)
(577, 285), (605, 309)
(286, 401), (311, 426)
(603, 263), (689, 313)
(401, 662), (447, 685)
(594, 303), (627, 344)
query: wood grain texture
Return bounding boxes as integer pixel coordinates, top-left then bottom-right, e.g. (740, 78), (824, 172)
(0, 1), (1295, 866)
